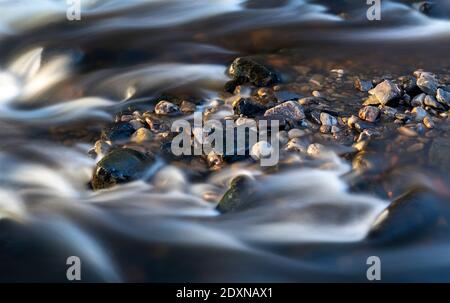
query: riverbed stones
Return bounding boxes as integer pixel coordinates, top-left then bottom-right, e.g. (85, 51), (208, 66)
(264, 101), (305, 121)
(154, 100), (181, 116)
(227, 57), (278, 88)
(368, 80), (402, 105)
(416, 71), (438, 95)
(91, 148), (154, 190)
(358, 106), (380, 122)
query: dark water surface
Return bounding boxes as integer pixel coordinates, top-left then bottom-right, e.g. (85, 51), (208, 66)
(0, 0), (449, 282)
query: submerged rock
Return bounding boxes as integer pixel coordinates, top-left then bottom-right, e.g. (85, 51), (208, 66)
(103, 122), (136, 143)
(368, 189), (439, 243)
(368, 80), (402, 105)
(228, 57), (278, 88)
(216, 175), (256, 213)
(91, 148), (154, 190)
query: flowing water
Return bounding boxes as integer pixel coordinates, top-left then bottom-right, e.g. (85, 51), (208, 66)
(0, 0), (449, 282)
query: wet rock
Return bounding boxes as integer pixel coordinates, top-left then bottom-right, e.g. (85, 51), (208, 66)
(368, 189), (440, 243)
(154, 100), (181, 116)
(206, 151), (224, 170)
(363, 95), (381, 106)
(416, 71), (438, 95)
(347, 115), (359, 128)
(131, 128), (153, 143)
(423, 116), (434, 129)
(412, 1), (434, 15)
(227, 57), (278, 87)
(436, 88), (450, 106)
(90, 140), (111, 158)
(429, 138), (450, 168)
(320, 112), (337, 126)
(424, 95), (443, 109)
(103, 122), (135, 143)
(358, 106), (380, 123)
(224, 79), (241, 93)
(91, 148), (154, 190)
(354, 77), (373, 92)
(274, 90), (301, 103)
(250, 141), (273, 160)
(354, 121), (375, 132)
(412, 107), (428, 121)
(319, 125), (331, 134)
(411, 93), (426, 107)
(264, 101), (305, 122)
(368, 80), (402, 105)
(216, 175), (256, 213)
(233, 97), (266, 117)
(180, 100), (197, 113)
(398, 75), (421, 96)
(380, 106), (397, 118)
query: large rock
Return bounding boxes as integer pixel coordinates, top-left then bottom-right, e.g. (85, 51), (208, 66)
(436, 88), (450, 106)
(368, 189), (440, 243)
(92, 148), (154, 190)
(227, 57), (278, 88)
(368, 80), (402, 105)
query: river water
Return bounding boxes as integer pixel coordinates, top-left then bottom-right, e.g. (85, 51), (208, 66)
(0, 0), (449, 282)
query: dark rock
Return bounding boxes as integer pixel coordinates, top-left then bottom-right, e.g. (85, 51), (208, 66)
(368, 188), (440, 243)
(233, 97), (266, 117)
(91, 148), (154, 190)
(227, 57), (278, 87)
(398, 75), (421, 96)
(368, 80), (402, 105)
(102, 122), (135, 143)
(216, 175), (256, 213)
(354, 77), (373, 92)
